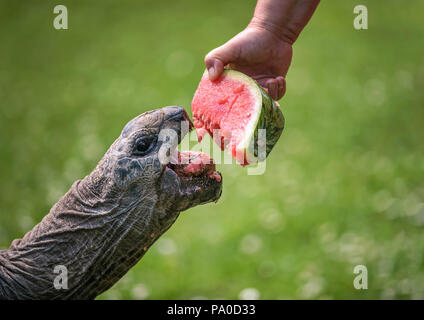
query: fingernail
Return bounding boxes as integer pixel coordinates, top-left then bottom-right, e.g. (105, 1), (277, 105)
(209, 67), (216, 80)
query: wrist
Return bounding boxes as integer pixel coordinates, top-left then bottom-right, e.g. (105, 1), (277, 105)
(248, 16), (298, 44)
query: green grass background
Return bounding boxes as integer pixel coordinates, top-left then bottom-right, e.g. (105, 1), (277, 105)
(0, 0), (423, 299)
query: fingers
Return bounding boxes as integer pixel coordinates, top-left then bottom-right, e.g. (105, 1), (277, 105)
(265, 76), (286, 100)
(205, 44), (238, 81)
(205, 44), (287, 100)
(204, 57), (225, 81)
(267, 79), (278, 100)
(276, 76), (286, 100)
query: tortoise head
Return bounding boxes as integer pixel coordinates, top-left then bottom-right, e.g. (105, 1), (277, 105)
(87, 106), (222, 229)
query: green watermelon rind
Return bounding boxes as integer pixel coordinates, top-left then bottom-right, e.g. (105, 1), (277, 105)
(215, 70), (285, 164)
(249, 85), (285, 162)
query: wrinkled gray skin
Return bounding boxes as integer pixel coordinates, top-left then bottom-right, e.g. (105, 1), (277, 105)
(0, 106), (222, 300)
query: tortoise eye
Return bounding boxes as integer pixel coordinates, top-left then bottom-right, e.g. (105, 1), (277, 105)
(134, 137), (156, 156)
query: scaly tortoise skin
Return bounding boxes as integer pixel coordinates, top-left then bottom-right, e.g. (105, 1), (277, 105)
(0, 106), (222, 299)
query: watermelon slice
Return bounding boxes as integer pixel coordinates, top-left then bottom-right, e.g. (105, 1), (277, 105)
(191, 69), (285, 166)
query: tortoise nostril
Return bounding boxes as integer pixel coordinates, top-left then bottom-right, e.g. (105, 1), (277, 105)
(163, 106), (194, 139)
(164, 107), (193, 131)
(162, 106), (184, 117)
(163, 106), (191, 124)
(162, 106), (186, 120)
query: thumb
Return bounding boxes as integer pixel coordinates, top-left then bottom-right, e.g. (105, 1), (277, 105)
(205, 44), (238, 81)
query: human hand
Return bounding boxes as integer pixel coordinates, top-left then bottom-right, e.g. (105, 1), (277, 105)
(205, 25), (293, 100)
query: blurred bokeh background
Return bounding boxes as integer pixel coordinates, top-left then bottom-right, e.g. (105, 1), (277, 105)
(1, 0), (423, 299)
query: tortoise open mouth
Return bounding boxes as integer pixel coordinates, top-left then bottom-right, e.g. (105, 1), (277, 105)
(167, 150), (221, 182)
(163, 149), (222, 207)
(160, 115), (222, 207)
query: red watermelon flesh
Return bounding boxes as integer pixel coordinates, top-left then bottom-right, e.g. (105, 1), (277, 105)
(192, 69), (285, 166)
(192, 72), (256, 165)
(168, 150), (222, 182)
